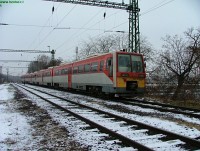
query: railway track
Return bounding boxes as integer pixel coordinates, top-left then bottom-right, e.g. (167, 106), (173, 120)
(15, 84), (200, 150)
(21, 84), (200, 119)
(110, 98), (200, 119)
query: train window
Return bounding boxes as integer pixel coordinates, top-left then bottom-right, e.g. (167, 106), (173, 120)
(91, 62), (98, 72)
(46, 72), (51, 76)
(61, 69), (68, 75)
(55, 70), (59, 76)
(84, 64), (90, 72)
(73, 67), (78, 74)
(118, 54), (131, 72)
(131, 55), (143, 72)
(78, 65), (84, 73)
(100, 60), (104, 71)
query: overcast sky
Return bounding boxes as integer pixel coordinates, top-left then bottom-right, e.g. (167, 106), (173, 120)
(0, 0), (200, 76)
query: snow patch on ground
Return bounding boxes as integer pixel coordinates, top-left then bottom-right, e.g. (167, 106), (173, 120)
(16, 84), (200, 150)
(0, 84), (33, 150)
(0, 84), (15, 100)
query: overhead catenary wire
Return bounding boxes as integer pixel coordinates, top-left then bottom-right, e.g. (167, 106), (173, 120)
(28, 3), (62, 49)
(7, 0), (177, 61)
(33, 4), (77, 50)
(140, 0), (176, 16)
(56, 0), (177, 57)
(56, 9), (123, 55)
(56, 8), (106, 53)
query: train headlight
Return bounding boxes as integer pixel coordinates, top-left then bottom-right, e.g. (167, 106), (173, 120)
(121, 73), (129, 77)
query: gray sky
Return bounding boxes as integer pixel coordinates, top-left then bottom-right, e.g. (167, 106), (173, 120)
(0, 0), (200, 76)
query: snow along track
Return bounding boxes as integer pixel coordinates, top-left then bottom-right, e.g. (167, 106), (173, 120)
(15, 84), (200, 150)
(114, 98), (200, 119)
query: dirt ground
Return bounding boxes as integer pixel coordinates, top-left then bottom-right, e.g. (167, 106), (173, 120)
(10, 86), (87, 150)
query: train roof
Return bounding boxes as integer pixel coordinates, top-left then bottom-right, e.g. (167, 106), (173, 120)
(22, 51), (143, 76)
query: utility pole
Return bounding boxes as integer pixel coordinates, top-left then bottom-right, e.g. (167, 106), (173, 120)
(128, 0), (140, 53)
(0, 48), (56, 65)
(51, 49), (55, 66)
(6, 68), (9, 83)
(0, 66), (2, 84)
(44, 0), (140, 53)
(76, 47), (78, 61)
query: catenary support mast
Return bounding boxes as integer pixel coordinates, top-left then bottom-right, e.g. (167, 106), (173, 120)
(0, 49), (56, 62)
(44, 0), (140, 53)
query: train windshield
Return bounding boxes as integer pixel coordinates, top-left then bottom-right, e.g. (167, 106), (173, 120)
(131, 55), (143, 72)
(118, 54), (143, 72)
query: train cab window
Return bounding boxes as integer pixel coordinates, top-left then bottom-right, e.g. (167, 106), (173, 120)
(118, 54), (131, 72)
(73, 67), (78, 74)
(84, 64), (90, 72)
(91, 62), (98, 72)
(131, 55), (143, 72)
(100, 60), (104, 71)
(78, 65), (84, 73)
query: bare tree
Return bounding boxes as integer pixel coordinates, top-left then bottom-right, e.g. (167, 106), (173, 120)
(140, 36), (154, 62)
(160, 27), (200, 100)
(78, 34), (118, 59)
(27, 55), (63, 73)
(78, 34), (154, 61)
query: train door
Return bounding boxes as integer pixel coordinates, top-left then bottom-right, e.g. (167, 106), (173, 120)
(51, 69), (53, 86)
(68, 67), (72, 88)
(42, 73), (43, 83)
(107, 57), (113, 77)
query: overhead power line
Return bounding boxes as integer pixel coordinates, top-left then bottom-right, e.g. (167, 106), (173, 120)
(0, 60), (33, 62)
(28, 2), (62, 49)
(33, 4), (77, 50)
(57, 0), (177, 54)
(3, 66), (28, 68)
(140, 0), (176, 16)
(0, 49), (50, 53)
(0, 23), (54, 28)
(45, 0), (140, 53)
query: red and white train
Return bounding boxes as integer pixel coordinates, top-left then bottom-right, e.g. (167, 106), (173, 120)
(22, 51), (146, 97)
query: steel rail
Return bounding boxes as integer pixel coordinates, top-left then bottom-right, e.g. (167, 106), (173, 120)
(131, 98), (200, 113)
(16, 84), (153, 151)
(111, 98), (200, 119)
(16, 84), (200, 149)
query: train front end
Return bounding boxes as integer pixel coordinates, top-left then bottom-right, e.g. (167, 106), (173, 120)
(113, 51), (146, 97)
